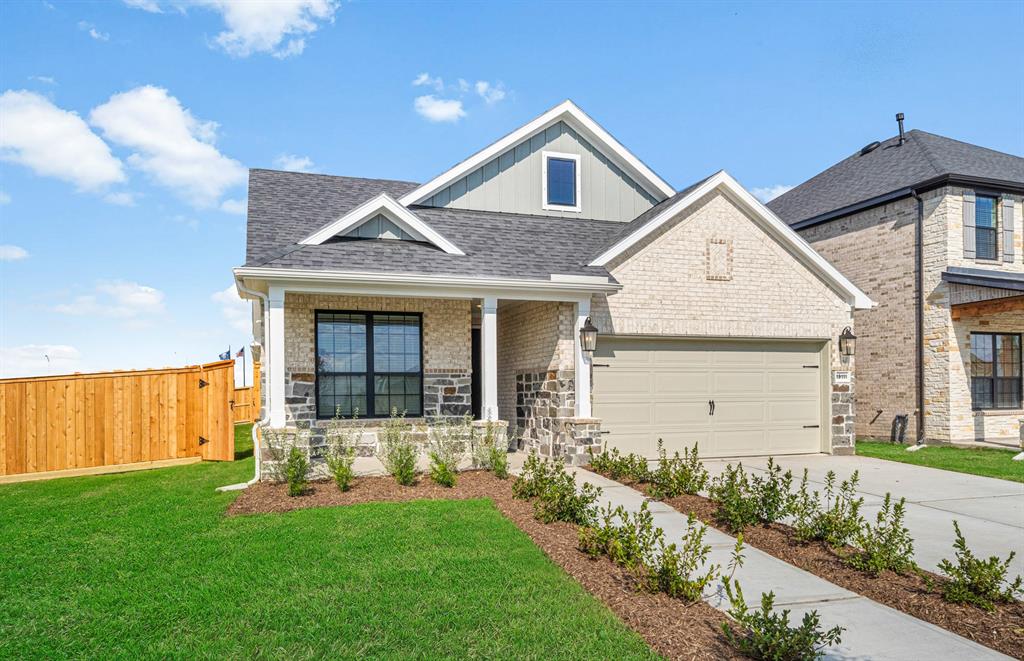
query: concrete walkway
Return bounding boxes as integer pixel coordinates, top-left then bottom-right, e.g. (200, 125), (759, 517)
(701, 455), (1024, 575)
(571, 466), (1011, 661)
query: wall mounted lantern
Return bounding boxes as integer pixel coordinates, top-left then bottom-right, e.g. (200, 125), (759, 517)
(580, 316), (599, 353)
(839, 326), (856, 357)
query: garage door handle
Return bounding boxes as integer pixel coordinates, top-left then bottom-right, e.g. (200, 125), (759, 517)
(803, 425), (820, 429)
(709, 400), (715, 416)
(593, 363), (610, 367)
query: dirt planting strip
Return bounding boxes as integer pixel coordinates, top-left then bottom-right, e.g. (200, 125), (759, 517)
(592, 472), (1023, 660)
(229, 471), (742, 661)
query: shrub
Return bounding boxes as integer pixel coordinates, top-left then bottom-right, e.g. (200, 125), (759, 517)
(260, 424), (297, 484)
(377, 410), (417, 486)
(722, 581), (843, 661)
(709, 463), (760, 533)
(587, 444), (621, 475)
(648, 440), (708, 499)
(471, 420), (510, 479)
(937, 520), (1023, 611)
(790, 469), (822, 542)
(512, 450), (556, 499)
(646, 513), (719, 602)
(427, 416), (468, 488)
(587, 444), (651, 483)
(791, 470), (863, 547)
(848, 493), (916, 575)
(323, 412), (360, 492)
(285, 447), (309, 497)
(579, 501), (661, 571)
(535, 467), (602, 526)
(749, 458), (795, 525)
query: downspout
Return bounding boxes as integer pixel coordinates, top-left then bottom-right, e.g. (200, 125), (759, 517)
(216, 277), (269, 492)
(912, 190), (926, 444)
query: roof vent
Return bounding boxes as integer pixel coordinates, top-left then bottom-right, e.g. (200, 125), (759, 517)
(860, 141), (881, 156)
(896, 112), (906, 145)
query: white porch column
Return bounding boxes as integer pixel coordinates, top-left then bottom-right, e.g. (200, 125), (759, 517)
(268, 286), (286, 427)
(481, 296), (499, 420)
(574, 298), (593, 418)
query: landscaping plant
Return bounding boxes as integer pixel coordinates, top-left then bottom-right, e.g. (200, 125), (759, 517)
(749, 458), (795, 525)
(648, 440), (708, 499)
(471, 419), (510, 479)
(646, 513), (720, 602)
(587, 444), (651, 483)
(377, 410), (418, 486)
(848, 493), (916, 576)
(937, 520), (1023, 611)
(721, 580), (844, 661)
(260, 424), (300, 484)
(324, 411), (360, 492)
(285, 446), (309, 497)
(427, 416), (468, 487)
(579, 501), (661, 572)
(792, 470), (863, 547)
(709, 462), (760, 533)
(512, 450), (556, 499)
(535, 465), (602, 525)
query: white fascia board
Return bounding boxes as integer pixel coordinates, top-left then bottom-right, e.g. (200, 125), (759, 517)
(399, 100), (675, 207)
(589, 171), (875, 310)
(298, 193), (465, 256)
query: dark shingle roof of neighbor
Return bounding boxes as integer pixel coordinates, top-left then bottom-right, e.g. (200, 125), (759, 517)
(244, 168), (631, 281)
(768, 130), (1024, 227)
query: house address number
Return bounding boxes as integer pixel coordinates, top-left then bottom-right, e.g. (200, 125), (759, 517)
(832, 371), (851, 385)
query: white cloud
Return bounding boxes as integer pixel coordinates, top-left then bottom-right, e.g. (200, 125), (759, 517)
(0, 245), (29, 261)
(457, 78), (470, 93)
(103, 191), (138, 206)
(220, 198), (246, 215)
(412, 72), (445, 93)
(274, 153), (314, 172)
(89, 85), (246, 207)
(0, 190), (10, 204)
(751, 184), (794, 203)
(414, 95), (466, 123)
(78, 21), (110, 41)
(123, 0), (162, 12)
(212, 285), (251, 334)
(28, 75), (56, 85)
(55, 281), (165, 318)
(172, 214), (200, 230)
(0, 90), (125, 191)
(193, 0), (338, 58)
(475, 80), (506, 105)
(0, 344), (81, 378)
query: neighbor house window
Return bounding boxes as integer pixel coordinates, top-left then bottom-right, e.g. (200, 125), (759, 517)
(315, 311), (422, 418)
(975, 195), (998, 260)
(970, 332), (1021, 409)
(543, 151), (581, 211)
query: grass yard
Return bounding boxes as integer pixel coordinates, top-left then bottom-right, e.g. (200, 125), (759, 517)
(0, 424), (655, 660)
(856, 440), (1024, 483)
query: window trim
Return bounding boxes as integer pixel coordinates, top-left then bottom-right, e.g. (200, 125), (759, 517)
(970, 331), (1022, 411)
(974, 193), (999, 261)
(541, 150), (582, 213)
(314, 309), (424, 420)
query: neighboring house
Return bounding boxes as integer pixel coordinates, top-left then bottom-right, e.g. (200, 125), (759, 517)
(771, 119), (1024, 446)
(235, 100), (871, 474)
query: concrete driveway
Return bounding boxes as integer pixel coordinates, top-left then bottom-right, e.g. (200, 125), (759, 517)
(702, 454), (1024, 575)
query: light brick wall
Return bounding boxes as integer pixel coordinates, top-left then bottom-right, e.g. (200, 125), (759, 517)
(594, 190), (856, 451)
(798, 196), (919, 440)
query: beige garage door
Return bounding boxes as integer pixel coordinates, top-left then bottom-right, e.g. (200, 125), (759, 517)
(593, 338), (825, 459)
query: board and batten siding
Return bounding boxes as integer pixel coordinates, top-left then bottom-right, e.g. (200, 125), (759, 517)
(421, 121), (661, 222)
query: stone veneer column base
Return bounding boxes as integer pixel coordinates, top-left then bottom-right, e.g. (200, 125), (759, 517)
(831, 382), (855, 452)
(515, 369), (601, 465)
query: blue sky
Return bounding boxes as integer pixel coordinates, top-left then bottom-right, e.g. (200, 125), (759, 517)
(1, 0), (1022, 382)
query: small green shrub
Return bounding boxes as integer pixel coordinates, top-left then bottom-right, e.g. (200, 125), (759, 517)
(848, 493), (916, 575)
(709, 463), (760, 533)
(648, 440), (708, 499)
(722, 580), (844, 661)
(471, 420), (510, 479)
(587, 444), (651, 483)
(937, 520), (1023, 611)
(535, 467), (602, 525)
(749, 458), (795, 525)
(427, 416), (467, 488)
(285, 447), (309, 497)
(646, 514), (719, 602)
(579, 501), (661, 571)
(324, 412), (360, 492)
(789, 469), (822, 542)
(512, 450), (556, 499)
(587, 444), (621, 475)
(377, 410), (417, 486)
(791, 470), (863, 547)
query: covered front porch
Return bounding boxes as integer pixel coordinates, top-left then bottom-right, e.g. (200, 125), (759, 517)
(241, 270), (611, 472)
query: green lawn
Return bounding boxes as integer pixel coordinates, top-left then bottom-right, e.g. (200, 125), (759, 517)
(0, 424), (655, 659)
(856, 440), (1024, 483)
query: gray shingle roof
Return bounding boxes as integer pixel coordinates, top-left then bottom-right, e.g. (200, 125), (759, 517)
(768, 130), (1024, 226)
(244, 168), (625, 281)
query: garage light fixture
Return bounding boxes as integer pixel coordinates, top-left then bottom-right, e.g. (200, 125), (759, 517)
(580, 316), (599, 353)
(839, 326), (856, 357)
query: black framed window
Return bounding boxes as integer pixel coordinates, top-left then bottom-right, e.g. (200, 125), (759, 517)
(975, 195), (998, 260)
(315, 311), (422, 418)
(970, 332), (1021, 409)
(546, 157), (577, 207)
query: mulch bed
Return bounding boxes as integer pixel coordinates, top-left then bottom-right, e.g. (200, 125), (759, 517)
(593, 471), (1024, 660)
(228, 471), (742, 661)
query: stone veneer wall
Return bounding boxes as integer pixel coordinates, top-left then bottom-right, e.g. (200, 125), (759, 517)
(798, 196), (919, 440)
(594, 190), (858, 453)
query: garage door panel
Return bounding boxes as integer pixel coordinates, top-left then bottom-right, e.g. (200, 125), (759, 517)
(713, 401), (766, 425)
(767, 371), (819, 392)
(654, 401), (712, 425)
(712, 371), (766, 394)
(713, 429), (770, 454)
(601, 432), (653, 457)
(767, 428), (820, 453)
(593, 370), (652, 395)
(767, 399), (819, 424)
(654, 371), (708, 394)
(594, 401), (653, 426)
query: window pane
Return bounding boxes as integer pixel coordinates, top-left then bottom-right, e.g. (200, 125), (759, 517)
(547, 157), (576, 206)
(373, 375), (422, 416)
(317, 313), (366, 373)
(996, 334), (1020, 377)
(977, 227), (997, 260)
(373, 314), (420, 374)
(976, 196), (997, 229)
(971, 334), (993, 377)
(317, 375), (367, 418)
(996, 378), (1021, 409)
(972, 377), (994, 409)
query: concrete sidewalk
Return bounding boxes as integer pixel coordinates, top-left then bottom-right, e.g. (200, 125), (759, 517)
(570, 466), (1011, 661)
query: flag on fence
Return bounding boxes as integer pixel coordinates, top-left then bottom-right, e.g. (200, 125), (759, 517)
(235, 347), (245, 358)
(218, 348), (231, 360)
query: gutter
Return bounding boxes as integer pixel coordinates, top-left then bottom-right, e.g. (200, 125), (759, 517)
(216, 277), (269, 492)
(912, 189), (926, 444)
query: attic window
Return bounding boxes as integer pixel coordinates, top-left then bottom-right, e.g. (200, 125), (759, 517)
(543, 151), (581, 212)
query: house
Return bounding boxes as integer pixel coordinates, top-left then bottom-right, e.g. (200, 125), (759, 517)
(770, 117), (1024, 446)
(234, 101), (871, 474)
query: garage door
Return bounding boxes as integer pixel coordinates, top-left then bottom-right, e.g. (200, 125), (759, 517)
(592, 338), (825, 459)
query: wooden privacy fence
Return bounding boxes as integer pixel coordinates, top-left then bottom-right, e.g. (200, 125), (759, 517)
(231, 361), (261, 424)
(0, 360), (234, 479)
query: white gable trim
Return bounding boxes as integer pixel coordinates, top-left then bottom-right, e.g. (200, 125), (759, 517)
(399, 100), (675, 207)
(589, 171), (875, 310)
(298, 193), (465, 256)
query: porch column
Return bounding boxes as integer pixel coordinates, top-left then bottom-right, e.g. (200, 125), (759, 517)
(268, 286), (286, 427)
(574, 298), (593, 418)
(481, 296), (498, 420)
